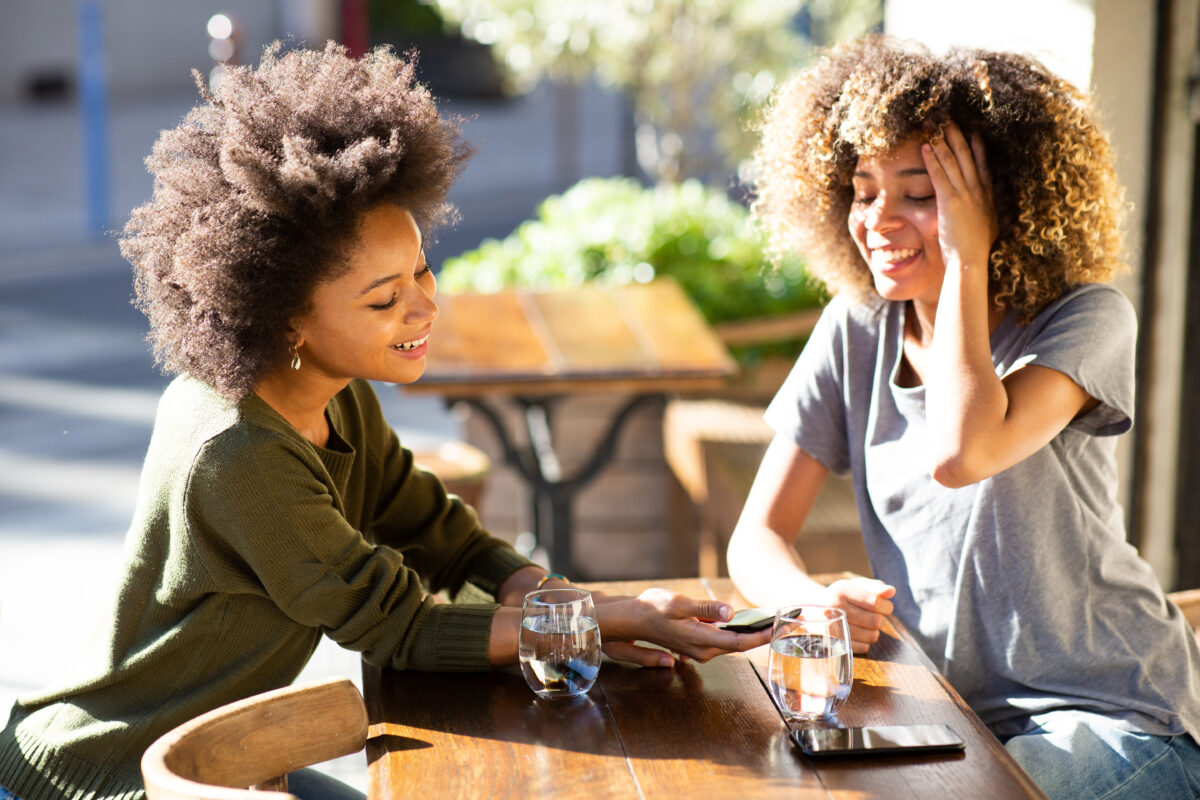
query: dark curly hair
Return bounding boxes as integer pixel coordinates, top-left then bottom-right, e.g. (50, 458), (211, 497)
(752, 35), (1125, 320)
(120, 42), (471, 400)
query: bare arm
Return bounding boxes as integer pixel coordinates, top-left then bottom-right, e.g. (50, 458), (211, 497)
(726, 436), (893, 653)
(922, 123), (1097, 488)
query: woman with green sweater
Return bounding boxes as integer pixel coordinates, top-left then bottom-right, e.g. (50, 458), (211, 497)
(0, 43), (768, 800)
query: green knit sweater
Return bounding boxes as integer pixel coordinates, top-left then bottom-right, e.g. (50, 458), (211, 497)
(0, 376), (533, 800)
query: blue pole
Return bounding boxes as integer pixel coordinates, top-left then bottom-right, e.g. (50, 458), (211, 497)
(77, 0), (109, 239)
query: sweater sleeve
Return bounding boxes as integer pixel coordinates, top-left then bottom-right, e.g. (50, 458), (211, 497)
(186, 423), (496, 672)
(366, 431), (533, 598)
(353, 381), (536, 596)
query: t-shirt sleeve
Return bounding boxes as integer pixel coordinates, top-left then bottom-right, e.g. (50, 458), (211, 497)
(763, 297), (853, 475)
(187, 428), (497, 673)
(1008, 284), (1136, 436)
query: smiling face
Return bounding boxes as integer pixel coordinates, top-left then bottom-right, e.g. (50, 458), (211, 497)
(848, 138), (944, 307)
(292, 203), (437, 387)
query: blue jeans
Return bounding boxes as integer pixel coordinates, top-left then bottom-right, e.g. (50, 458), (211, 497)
(1003, 710), (1200, 800)
(286, 767), (366, 800)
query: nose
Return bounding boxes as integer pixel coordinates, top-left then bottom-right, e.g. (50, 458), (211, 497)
(403, 274), (438, 325)
(864, 194), (902, 234)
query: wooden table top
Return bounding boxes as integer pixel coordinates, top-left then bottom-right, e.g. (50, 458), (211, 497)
(363, 577), (1047, 799)
(404, 278), (737, 397)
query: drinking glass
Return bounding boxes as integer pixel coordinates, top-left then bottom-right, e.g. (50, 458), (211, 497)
(519, 588), (601, 699)
(767, 605), (853, 720)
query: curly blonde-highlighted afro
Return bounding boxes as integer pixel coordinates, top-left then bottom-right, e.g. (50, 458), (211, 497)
(752, 35), (1125, 319)
(120, 42), (470, 400)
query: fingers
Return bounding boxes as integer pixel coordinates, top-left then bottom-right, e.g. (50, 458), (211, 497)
(925, 122), (981, 193)
(970, 131), (992, 195)
(636, 587), (733, 624)
(603, 640), (676, 668)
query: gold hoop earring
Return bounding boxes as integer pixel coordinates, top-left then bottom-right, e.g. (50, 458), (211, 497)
(290, 344), (302, 371)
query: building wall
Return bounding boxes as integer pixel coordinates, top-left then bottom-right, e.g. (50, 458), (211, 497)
(0, 0), (302, 104)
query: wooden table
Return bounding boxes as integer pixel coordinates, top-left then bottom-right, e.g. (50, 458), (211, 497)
(363, 578), (1047, 799)
(405, 278), (737, 575)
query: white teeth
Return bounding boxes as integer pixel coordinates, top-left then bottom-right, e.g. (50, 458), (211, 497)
(394, 336), (428, 351)
(874, 248), (919, 261)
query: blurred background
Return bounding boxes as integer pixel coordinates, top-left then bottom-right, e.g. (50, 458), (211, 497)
(2, 0), (1198, 790)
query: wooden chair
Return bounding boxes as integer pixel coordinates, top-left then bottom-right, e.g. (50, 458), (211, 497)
(1168, 588), (1200, 643)
(141, 677), (368, 800)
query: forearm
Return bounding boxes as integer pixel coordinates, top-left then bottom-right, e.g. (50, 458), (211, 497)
(926, 258), (1008, 486)
(495, 564), (557, 606)
(726, 522), (830, 610)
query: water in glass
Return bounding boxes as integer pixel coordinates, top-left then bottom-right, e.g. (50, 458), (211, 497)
(767, 606), (853, 720)
(519, 588), (601, 699)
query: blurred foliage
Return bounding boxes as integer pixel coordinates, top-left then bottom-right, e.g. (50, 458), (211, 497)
(369, 0), (446, 37)
(438, 177), (825, 362)
(427, 0), (882, 183)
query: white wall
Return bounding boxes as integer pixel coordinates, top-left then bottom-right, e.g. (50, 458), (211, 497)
(884, 0), (1097, 91)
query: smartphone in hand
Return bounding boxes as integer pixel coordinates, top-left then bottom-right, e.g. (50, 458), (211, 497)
(715, 608), (775, 633)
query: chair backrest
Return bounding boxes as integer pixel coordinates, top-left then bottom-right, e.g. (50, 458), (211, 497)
(1168, 588), (1200, 642)
(141, 677), (368, 800)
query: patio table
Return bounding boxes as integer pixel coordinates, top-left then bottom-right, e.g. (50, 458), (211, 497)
(402, 278), (737, 576)
(363, 577), (1047, 799)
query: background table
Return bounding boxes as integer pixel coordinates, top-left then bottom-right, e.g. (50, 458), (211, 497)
(363, 577), (1048, 799)
(405, 278), (737, 575)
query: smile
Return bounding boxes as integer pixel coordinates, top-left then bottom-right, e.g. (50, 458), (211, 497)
(392, 336), (428, 352)
(873, 248), (920, 263)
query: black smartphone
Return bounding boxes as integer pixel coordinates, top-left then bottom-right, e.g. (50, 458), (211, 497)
(791, 724), (965, 756)
(716, 608), (775, 633)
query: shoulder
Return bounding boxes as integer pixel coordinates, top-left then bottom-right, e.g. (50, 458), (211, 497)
(814, 292), (888, 340)
(1035, 283), (1135, 333)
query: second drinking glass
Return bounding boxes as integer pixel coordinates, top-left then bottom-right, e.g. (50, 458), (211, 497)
(767, 605), (853, 720)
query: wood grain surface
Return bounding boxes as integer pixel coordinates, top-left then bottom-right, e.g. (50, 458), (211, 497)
(405, 278), (736, 396)
(364, 577), (1048, 799)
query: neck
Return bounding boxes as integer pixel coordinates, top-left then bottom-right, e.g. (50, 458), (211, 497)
(254, 367), (348, 446)
(907, 296), (1006, 341)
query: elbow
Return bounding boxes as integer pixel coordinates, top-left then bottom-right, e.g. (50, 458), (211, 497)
(928, 451), (983, 489)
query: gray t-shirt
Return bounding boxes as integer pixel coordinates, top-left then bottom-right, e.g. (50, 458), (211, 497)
(766, 284), (1200, 739)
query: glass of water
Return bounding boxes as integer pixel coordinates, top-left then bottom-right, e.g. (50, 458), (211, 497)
(767, 605), (853, 720)
(519, 588), (602, 699)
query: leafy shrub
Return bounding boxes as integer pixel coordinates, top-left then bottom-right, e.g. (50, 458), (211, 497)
(438, 177), (823, 361)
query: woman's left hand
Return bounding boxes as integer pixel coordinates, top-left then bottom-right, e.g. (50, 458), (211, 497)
(921, 121), (999, 272)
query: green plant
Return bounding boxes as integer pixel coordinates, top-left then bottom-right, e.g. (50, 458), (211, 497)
(438, 177), (823, 363)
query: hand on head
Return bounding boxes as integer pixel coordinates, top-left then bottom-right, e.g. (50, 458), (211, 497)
(921, 121), (999, 273)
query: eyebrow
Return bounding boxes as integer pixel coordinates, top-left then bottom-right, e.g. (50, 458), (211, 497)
(354, 252), (429, 298)
(356, 274), (404, 297)
(853, 167), (929, 179)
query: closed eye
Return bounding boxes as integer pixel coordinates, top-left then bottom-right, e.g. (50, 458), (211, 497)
(416, 263), (433, 278)
(369, 294), (397, 311)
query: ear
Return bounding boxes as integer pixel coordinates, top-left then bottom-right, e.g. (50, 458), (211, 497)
(285, 323), (305, 350)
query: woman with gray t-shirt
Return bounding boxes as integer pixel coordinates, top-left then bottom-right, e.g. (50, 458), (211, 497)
(728, 36), (1200, 800)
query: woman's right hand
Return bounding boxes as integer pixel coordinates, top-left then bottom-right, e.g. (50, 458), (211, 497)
(595, 588), (773, 667)
(821, 577), (895, 654)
